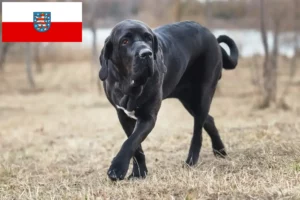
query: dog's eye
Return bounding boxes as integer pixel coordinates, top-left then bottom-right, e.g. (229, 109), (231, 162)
(122, 39), (129, 45)
(145, 34), (152, 42)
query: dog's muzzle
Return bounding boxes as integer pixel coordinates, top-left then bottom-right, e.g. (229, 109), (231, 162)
(131, 48), (154, 86)
(139, 48), (153, 59)
(121, 48), (154, 96)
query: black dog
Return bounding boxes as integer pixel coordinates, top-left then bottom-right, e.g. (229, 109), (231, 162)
(99, 20), (239, 181)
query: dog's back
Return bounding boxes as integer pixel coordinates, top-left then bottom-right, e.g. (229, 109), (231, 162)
(154, 21), (214, 66)
(154, 21), (238, 71)
(153, 21), (221, 97)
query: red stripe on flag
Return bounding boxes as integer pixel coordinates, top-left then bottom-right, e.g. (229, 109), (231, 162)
(2, 22), (82, 42)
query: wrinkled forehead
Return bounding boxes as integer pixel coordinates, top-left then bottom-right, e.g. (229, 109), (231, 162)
(111, 21), (152, 41)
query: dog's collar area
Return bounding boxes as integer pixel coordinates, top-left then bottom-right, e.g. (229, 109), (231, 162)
(116, 105), (137, 120)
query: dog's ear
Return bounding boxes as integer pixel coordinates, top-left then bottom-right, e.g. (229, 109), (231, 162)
(155, 45), (167, 74)
(152, 33), (167, 73)
(153, 34), (158, 60)
(99, 36), (113, 81)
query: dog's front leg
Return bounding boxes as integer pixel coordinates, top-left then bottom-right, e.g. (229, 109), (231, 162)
(107, 114), (156, 181)
(116, 109), (148, 179)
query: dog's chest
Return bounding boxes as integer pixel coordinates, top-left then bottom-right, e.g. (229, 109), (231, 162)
(116, 105), (137, 120)
(111, 84), (139, 120)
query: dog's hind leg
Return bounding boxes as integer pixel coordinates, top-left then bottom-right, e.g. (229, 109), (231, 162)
(204, 115), (227, 158)
(179, 56), (226, 165)
(116, 109), (148, 179)
(180, 96), (226, 158)
(184, 84), (213, 166)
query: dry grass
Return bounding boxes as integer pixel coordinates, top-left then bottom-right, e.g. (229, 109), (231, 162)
(0, 57), (300, 200)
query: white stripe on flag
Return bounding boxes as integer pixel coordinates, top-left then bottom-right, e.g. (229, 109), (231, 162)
(2, 2), (82, 22)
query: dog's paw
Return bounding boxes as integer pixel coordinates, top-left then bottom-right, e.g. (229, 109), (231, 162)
(213, 148), (227, 158)
(185, 153), (199, 167)
(128, 166), (148, 180)
(107, 157), (130, 181)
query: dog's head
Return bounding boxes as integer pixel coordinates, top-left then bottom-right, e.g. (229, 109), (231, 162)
(99, 19), (166, 95)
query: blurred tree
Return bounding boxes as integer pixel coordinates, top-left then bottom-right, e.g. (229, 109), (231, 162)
(212, 0), (247, 20)
(25, 43), (36, 89)
(259, 0), (287, 108)
(205, 0), (222, 95)
(174, 0), (198, 22)
(88, 0), (103, 93)
(279, 0), (300, 108)
(34, 43), (43, 73)
(259, 0), (272, 108)
(205, 0), (212, 27)
(174, 0), (183, 21)
(129, 0), (139, 15)
(86, 0), (98, 73)
(0, 3), (14, 72)
(0, 43), (12, 72)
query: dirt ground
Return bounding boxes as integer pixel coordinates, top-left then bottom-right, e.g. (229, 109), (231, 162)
(0, 58), (300, 200)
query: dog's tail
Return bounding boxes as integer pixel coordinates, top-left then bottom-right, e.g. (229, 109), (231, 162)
(217, 35), (239, 70)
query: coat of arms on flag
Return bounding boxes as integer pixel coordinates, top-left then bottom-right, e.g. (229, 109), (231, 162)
(33, 12), (51, 32)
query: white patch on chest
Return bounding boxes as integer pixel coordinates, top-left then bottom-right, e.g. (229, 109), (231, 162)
(116, 105), (137, 120)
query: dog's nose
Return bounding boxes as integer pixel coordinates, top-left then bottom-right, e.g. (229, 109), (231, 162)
(139, 49), (153, 58)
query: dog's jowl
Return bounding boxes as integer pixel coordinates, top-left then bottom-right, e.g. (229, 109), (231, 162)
(99, 20), (239, 181)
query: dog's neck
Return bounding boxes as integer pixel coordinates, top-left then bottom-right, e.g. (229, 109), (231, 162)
(115, 92), (139, 120)
(118, 94), (138, 111)
(116, 105), (137, 120)
(113, 67), (161, 120)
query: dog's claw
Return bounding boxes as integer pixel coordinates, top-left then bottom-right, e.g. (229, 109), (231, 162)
(107, 158), (129, 181)
(128, 171), (147, 180)
(213, 148), (227, 158)
(108, 171), (118, 181)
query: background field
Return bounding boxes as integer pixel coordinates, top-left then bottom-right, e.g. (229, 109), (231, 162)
(0, 57), (300, 200)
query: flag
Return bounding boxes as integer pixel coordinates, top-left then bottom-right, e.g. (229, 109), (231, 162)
(2, 2), (82, 42)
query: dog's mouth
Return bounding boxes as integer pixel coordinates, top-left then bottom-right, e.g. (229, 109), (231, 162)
(131, 58), (154, 86)
(120, 57), (154, 96)
(130, 72), (149, 87)
(120, 76), (147, 98)
(120, 77), (144, 97)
